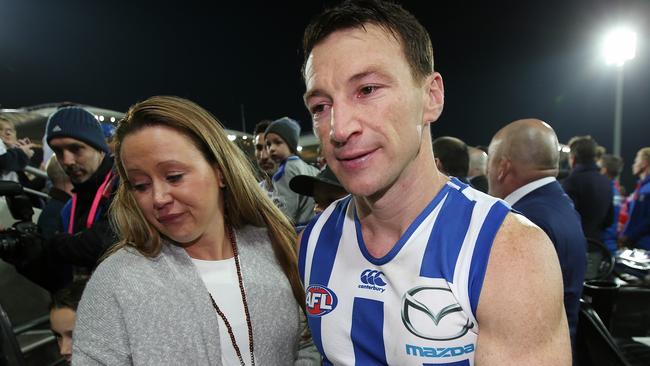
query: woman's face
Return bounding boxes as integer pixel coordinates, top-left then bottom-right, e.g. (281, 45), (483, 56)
(120, 125), (226, 247)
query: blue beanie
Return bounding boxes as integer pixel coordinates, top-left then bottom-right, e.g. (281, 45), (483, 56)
(46, 107), (109, 153)
(265, 117), (301, 154)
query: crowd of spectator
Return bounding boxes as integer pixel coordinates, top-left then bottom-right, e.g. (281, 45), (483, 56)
(0, 0), (648, 364)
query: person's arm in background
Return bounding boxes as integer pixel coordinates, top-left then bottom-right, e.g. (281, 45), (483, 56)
(0, 138), (31, 171)
(621, 190), (650, 245)
(4, 206), (117, 292)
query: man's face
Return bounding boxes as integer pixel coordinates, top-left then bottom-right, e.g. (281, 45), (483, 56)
(50, 307), (75, 363)
(49, 137), (105, 184)
(254, 133), (276, 174)
(632, 151), (648, 177)
(303, 24), (443, 197)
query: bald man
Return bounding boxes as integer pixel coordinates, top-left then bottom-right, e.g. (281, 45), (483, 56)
(488, 119), (586, 358)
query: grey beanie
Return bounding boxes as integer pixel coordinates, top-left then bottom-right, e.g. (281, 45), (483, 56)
(265, 117), (301, 154)
(46, 107), (109, 153)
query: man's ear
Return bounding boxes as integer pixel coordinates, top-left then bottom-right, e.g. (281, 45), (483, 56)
(422, 72), (445, 126)
(434, 157), (445, 174)
(497, 158), (512, 182)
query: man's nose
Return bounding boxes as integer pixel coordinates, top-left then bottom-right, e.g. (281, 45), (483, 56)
(59, 150), (75, 166)
(330, 103), (361, 146)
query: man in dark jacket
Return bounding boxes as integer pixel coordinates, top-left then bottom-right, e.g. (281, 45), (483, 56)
(0, 107), (117, 292)
(488, 118), (586, 361)
(561, 135), (614, 241)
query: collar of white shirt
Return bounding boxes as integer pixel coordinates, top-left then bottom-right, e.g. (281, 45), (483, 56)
(503, 176), (557, 206)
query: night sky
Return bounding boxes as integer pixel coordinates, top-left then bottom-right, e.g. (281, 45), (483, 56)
(1, 0), (649, 188)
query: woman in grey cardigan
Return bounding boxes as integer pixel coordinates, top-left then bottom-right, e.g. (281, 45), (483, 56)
(73, 96), (319, 365)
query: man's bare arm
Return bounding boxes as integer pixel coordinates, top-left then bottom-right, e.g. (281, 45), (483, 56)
(475, 213), (571, 366)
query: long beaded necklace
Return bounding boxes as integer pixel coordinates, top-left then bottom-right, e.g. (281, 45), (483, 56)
(208, 226), (255, 366)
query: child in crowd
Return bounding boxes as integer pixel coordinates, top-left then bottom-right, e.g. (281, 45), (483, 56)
(265, 117), (319, 226)
(49, 281), (86, 364)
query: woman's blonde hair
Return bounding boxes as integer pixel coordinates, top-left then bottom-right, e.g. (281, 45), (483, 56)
(109, 96), (303, 306)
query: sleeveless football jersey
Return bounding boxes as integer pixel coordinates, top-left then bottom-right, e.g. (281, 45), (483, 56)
(299, 178), (510, 366)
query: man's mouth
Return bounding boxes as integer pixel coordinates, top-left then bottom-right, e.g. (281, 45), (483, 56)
(336, 148), (377, 169)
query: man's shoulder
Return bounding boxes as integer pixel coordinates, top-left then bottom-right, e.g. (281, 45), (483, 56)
(492, 212), (551, 253)
(516, 183), (568, 210)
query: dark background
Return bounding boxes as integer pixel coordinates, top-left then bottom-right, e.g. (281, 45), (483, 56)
(1, 0), (648, 189)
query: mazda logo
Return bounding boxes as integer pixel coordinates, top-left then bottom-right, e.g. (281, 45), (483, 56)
(401, 286), (474, 341)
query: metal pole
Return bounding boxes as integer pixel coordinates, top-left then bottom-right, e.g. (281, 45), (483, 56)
(240, 103), (246, 133)
(613, 65), (624, 156)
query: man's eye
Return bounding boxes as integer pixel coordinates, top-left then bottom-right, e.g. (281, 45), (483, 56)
(359, 85), (377, 96)
(310, 104), (331, 118)
(311, 104), (325, 114)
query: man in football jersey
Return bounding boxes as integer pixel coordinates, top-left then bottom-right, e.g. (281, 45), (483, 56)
(298, 0), (570, 365)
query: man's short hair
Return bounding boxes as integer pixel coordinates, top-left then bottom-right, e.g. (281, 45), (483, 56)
(49, 281), (86, 311)
(638, 147), (650, 166)
(432, 136), (469, 178)
(599, 154), (623, 178)
(302, 0), (434, 82)
(254, 120), (272, 136)
(568, 135), (598, 165)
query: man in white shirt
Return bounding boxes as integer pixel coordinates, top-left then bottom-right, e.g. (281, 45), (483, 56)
(487, 118), (586, 360)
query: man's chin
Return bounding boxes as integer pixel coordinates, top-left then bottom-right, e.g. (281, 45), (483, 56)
(69, 173), (89, 184)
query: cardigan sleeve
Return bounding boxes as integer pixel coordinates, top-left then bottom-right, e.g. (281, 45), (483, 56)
(72, 256), (132, 365)
(293, 307), (322, 366)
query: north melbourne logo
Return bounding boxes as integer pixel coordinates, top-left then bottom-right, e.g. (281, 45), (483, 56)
(358, 269), (387, 293)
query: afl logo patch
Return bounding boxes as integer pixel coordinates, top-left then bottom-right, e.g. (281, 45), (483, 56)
(305, 285), (338, 317)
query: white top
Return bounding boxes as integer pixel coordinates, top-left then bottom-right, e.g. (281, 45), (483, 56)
(503, 176), (556, 205)
(192, 257), (255, 366)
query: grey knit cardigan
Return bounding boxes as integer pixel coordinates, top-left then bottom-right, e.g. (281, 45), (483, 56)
(72, 225), (320, 365)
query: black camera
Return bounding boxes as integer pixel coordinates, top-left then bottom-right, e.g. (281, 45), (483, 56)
(0, 181), (40, 258)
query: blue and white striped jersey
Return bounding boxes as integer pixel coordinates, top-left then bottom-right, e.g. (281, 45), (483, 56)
(299, 178), (510, 366)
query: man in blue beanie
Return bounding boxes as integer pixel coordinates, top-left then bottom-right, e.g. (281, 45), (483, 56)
(0, 106), (118, 292)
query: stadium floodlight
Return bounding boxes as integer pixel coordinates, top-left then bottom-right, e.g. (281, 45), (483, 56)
(603, 27), (637, 66)
(602, 26), (637, 156)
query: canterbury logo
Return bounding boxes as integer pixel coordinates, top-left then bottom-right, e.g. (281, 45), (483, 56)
(358, 269), (387, 293)
(360, 269), (386, 286)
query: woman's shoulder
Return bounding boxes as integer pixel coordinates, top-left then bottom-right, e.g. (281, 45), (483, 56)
(236, 225), (271, 247)
(90, 246), (160, 287)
